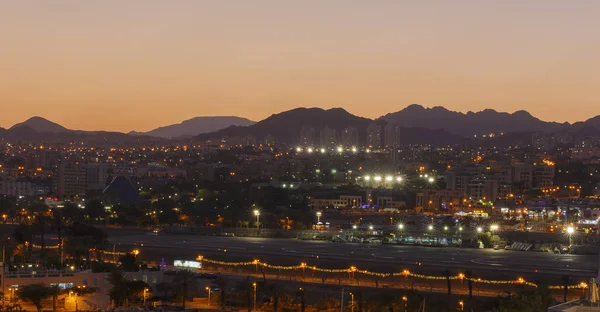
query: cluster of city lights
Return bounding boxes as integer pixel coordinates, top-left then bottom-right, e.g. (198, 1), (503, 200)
(196, 256), (585, 289)
(361, 175), (404, 183)
(358, 173), (436, 184)
(295, 146), (370, 154)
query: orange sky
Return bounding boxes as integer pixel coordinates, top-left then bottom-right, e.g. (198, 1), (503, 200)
(1, 1), (600, 132)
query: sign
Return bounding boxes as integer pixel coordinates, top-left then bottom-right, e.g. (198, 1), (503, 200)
(174, 260), (201, 269)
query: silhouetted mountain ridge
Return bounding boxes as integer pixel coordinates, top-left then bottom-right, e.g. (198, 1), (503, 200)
(129, 116), (255, 139)
(379, 104), (568, 135)
(194, 107), (466, 145)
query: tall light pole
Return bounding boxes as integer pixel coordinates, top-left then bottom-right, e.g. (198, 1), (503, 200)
(350, 292), (354, 312)
(253, 210), (260, 230)
(316, 212), (322, 224)
(143, 288), (148, 307)
(567, 226), (575, 247)
(206, 287), (210, 306)
(252, 282), (257, 311)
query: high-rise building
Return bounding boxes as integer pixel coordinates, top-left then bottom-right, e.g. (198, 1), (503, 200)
(367, 122), (383, 148)
(299, 126), (316, 146)
(384, 123), (401, 147)
(341, 127), (359, 147)
(319, 126), (337, 147)
(54, 163), (108, 198)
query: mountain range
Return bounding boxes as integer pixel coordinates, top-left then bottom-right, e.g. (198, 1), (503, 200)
(3, 105), (600, 145)
(129, 116), (255, 139)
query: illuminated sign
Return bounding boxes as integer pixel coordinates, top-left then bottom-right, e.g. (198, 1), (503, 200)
(174, 260), (201, 269)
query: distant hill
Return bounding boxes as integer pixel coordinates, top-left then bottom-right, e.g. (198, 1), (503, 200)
(379, 104), (568, 136)
(2, 117), (162, 144)
(130, 116), (255, 139)
(194, 107), (466, 146)
(10, 116), (70, 133)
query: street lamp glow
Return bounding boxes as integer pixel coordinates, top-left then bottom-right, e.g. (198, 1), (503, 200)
(428, 225), (433, 231)
(337, 146), (344, 153)
(364, 175), (371, 181)
(316, 211), (322, 223)
(366, 149), (371, 153)
(398, 223), (404, 230)
(476, 227), (483, 233)
(567, 226), (575, 246)
(352, 224), (357, 230)
(490, 224), (499, 231)
(385, 175), (393, 182)
(307, 147), (314, 153)
(351, 147), (357, 153)
(374, 176), (382, 182)
(320, 148), (326, 154)
(396, 176), (403, 182)
(444, 226), (448, 231)
(369, 225), (374, 231)
(428, 177), (435, 183)
(253, 210), (260, 216)
(296, 147), (302, 152)
(458, 226), (463, 231)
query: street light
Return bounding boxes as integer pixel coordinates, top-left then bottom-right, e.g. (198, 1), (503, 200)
(490, 224), (499, 232)
(476, 227), (483, 233)
(316, 212), (322, 224)
(428, 224), (434, 231)
(205, 287), (210, 306)
(337, 146), (344, 153)
(350, 292), (355, 312)
(252, 282), (257, 311)
(253, 210), (260, 230)
(143, 288), (148, 307)
(567, 226), (575, 246)
(398, 223), (404, 230)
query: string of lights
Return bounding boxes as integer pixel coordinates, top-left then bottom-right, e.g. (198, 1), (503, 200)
(197, 255), (585, 289)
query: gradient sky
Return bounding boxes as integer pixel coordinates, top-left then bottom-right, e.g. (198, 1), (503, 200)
(2, 1), (600, 132)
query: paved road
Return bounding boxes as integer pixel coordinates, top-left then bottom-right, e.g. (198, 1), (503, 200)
(109, 233), (599, 280)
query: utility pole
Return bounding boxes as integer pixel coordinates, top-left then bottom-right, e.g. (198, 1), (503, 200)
(2, 245), (5, 308)
(340, 287), (344, 312)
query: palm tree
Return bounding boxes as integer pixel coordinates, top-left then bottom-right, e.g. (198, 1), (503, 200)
(48, 285), (63, 311)
(107, 269), (129, 306)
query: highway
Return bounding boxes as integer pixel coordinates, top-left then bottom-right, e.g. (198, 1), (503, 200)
(109, 232), (599, 282)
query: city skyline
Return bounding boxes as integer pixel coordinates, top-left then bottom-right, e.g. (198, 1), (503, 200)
(2, 1), (600, 131)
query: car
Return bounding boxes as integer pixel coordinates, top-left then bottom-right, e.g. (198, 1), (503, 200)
(493, 245), (500, 250)
(210, 288), (221, 293)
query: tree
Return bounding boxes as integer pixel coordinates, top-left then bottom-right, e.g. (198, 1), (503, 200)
(84, 199), (106, 222)
(48, 285), (63, 312)
(108, 269), (129, 306)
(17, 284), (50, 312)
(119, 253), (139, 272)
